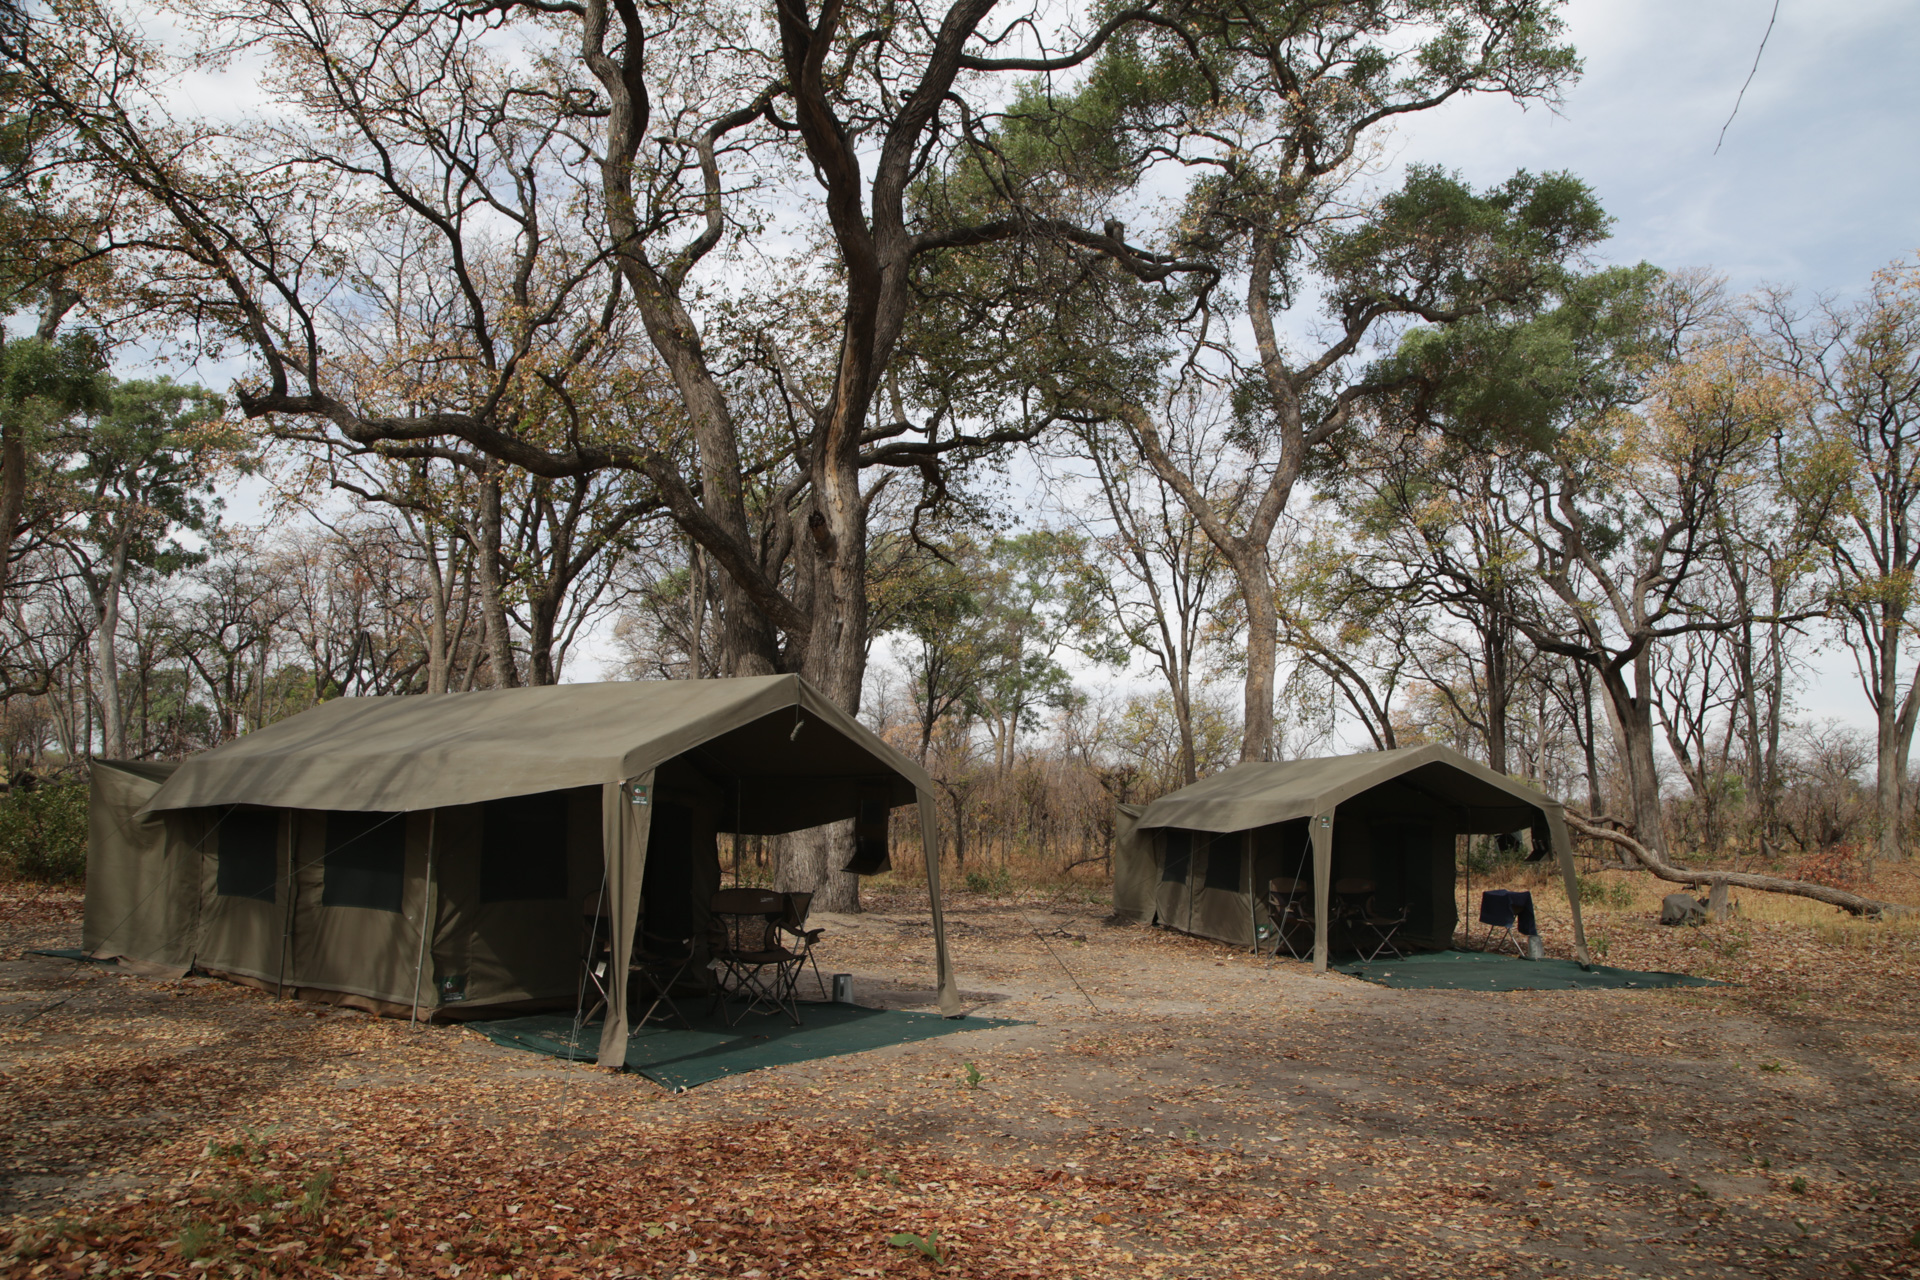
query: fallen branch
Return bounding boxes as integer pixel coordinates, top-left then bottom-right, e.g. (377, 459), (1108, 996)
(1563, 811), (1908, 919)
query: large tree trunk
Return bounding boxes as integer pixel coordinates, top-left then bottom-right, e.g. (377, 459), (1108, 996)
(526, 582), (562, 686)
(1484, 617), (1510, 775)
(774, 451), (873, 913)
(0, 417), (25, 607)
(1235, 543), (1278, 763)
(1173, 680), (1199, 786)
(95, 526), (132, 759)
(472, 474), (517, 688)
(421, 526), (452, 695)
(1597, 655), (1669, 860)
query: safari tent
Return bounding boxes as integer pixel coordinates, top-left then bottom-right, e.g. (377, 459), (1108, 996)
(1113, 745), (1588, 970)
(84, 675), (959, 1067)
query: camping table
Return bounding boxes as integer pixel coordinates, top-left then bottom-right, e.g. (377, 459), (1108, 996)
(1477, 889), (1537, 954)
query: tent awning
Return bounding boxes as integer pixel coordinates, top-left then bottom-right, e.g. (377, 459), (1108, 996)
(139, 674), (932, 820)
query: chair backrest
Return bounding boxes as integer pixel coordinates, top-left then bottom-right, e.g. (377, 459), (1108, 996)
(709, 887), (786, 954)
(782, 890), (815, 929)
(1268, 877), (1307, 896)
(1332, 877), (1373, 896)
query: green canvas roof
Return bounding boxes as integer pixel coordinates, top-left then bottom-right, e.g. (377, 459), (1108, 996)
(1133, 744), (1563, 835)
(140, 674), (930, 821)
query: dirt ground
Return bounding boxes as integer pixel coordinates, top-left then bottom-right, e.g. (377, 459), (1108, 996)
(2, 875), (1918, 1279)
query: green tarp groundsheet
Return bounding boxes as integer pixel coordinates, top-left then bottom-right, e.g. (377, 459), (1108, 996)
(27, 948), (116, 965)
(469, 1005), (1018, 1091)
(1337, 949), (1724, 991)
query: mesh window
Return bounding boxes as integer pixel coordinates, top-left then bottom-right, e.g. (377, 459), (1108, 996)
(1203, 837), (1243, 891)
(1161, 829), (1191, 883)
(216, 807), (278, 902)
(480, 791), (570, 904)
(322, 811), (407, 912)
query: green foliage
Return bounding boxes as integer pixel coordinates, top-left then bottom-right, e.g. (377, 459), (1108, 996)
(1463, 832), (1527, 875)
(301, 1168), (334, 1214)
(62, 376), (242, 574)
(960, 1061), (983, 1089)
(0, 779), (86, 882)
(962, 866), (1013, 896)
(1575, 874), (1634, 911)
(175, 1219), (218, 1260)
(887, 1229), (945, 1265)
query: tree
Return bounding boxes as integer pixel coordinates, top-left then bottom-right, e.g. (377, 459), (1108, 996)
(1391, 269), (1801, 859)
(56, 377), (237, 757)
(0, 330), (107, 617)
(21, 0), (1238, 906)
(1334, 435), (1539, 773)
(1003, 0), (1588, 761)
(1055, 393), (1232, 787)
(1764, 258), (1920, 871)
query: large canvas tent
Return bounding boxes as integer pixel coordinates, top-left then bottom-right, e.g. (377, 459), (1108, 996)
(85, 675), (960, 1067)
(1113, 745), (1588, 970)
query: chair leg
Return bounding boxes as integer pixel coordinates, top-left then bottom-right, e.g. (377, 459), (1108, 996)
(634, 956), (692, 1029)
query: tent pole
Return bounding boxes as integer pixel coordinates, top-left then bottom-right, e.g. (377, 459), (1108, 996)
(275, 810), (296, 1000)
(410, 810), (437, 1030)
(1546, 807), (1590, 966)
(1311, 811), (1333, 973)
(1246, 831), (1258, 955)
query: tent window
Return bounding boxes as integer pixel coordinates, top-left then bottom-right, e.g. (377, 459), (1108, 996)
(216, 807), (278, 902)
(1161, 830), (1191, 883)
(1203, 837), (1243, 891)
(480, 792), (571, 904)
(322, 812), (407, 912)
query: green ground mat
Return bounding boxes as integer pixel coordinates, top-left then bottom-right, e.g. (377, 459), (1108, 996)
(468, 1004), (1019, 1090)
(1337, 949), (1724, 991)
(26, 948), (115, 965)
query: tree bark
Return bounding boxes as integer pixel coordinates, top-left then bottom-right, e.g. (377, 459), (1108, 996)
(1484, 617), (1510, 775)
(472, 473), (516, 688)
(1596, 654), (1669, 860)
(94, 524), (132, 758)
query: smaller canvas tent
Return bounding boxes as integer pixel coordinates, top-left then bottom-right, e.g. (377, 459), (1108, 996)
(85, 675), (959, 1068)
(1113, 745), (1588, 970)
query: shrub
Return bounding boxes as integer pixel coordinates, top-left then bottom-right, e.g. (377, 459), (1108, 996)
(962, 865), (1013, 895)
(0, 779), (89, 883)
(1575, 873), (1635, 911)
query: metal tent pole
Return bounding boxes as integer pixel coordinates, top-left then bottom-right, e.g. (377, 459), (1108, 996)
(409, 811), (437, 1030)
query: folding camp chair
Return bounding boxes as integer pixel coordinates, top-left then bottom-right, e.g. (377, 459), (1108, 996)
(580, 898), (614, 1025)
(581, 897), (696, 1028)
(780, 891), (828, 1001)
(1331, 877), (1373, 954)
(708, 887), (809, 1025)
(1331, 877), (1409, 961)
(1356, 897), (1411, 961)
(1263, 877), (1314, 961)
(630, 926), (697, 1029)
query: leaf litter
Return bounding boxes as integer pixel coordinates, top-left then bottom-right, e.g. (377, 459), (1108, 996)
(2, 881), (1917, 1277)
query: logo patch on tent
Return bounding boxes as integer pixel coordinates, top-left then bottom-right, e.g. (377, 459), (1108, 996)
(438, 973), (468, 1003)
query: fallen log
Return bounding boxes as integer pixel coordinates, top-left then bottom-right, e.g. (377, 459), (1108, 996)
(1563, 811), (1909, 919)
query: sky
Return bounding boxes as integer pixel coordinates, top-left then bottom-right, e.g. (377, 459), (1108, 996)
(1350, 0), (1919, 740)
(1389, 0), (1918, 298)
